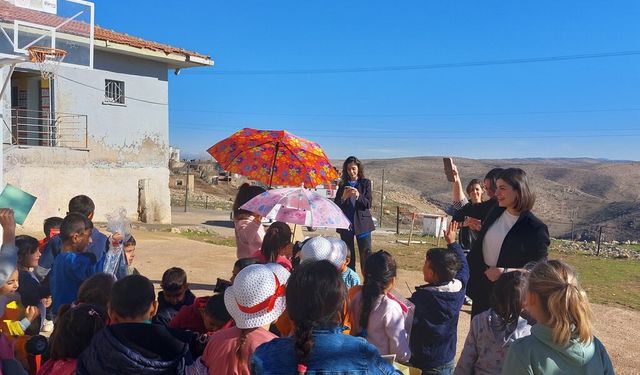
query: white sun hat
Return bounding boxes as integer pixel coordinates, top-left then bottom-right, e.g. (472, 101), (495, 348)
(300, 236), (334, 265)
(326, 237), (348, 268)
(224, 263), (289, 329)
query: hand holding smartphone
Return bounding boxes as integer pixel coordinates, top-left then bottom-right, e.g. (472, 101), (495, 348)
(443, 157), (455, 182)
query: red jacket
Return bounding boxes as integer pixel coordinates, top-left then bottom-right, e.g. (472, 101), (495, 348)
(169, 297), (209, 334)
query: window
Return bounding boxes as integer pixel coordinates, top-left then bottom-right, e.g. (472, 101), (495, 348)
(104, 79), (125, 104)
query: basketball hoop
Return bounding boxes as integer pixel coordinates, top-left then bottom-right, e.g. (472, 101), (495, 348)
(27, 46), (67, 79)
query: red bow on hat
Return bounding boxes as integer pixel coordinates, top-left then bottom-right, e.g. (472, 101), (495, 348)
(237, 273), (285, 314)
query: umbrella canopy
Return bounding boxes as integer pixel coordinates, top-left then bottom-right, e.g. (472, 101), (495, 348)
(240, 187), (351, 229)
(207, 128), (339, 187)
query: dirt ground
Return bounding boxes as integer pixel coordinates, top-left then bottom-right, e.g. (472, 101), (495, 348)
(127, 209), (639, 374)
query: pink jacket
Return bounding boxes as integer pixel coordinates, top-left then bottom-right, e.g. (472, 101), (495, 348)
(234, 217), (265, 259)
(349, 291), (411, 362)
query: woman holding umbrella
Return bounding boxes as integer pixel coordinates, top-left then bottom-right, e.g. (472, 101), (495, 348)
(335, 156), (376, 273)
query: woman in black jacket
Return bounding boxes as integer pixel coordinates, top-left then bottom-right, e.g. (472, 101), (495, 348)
(334, 156), (376, 273)
(467, 168), (549, 317)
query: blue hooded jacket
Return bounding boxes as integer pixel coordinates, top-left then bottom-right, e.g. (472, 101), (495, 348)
(77, 323), (190, 375)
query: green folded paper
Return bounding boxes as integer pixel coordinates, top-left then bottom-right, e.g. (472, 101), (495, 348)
(0, 184), (37, 225)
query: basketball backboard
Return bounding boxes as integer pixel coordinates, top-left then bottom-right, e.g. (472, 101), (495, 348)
(0, 0), (94, 69)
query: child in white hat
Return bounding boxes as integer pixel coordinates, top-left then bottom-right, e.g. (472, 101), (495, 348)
(190, 263), (289, 375)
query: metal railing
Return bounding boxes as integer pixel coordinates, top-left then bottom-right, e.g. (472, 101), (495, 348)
(9, 108), (88, 149)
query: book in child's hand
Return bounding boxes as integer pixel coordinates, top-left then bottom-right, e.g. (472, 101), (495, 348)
(0, 184), (37, 225)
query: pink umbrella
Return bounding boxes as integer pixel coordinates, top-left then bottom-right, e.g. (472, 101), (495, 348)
(240, 187), (351, 229)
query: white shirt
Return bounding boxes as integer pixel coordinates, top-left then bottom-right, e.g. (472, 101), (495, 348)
(482, 210), (520, 267)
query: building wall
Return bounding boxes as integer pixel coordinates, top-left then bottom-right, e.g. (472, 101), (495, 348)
(3, 49), (172, 229)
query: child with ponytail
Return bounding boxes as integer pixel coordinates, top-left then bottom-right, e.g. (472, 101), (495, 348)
(253, 221), (293, 271)
(350, 250), (411, 362)
(251, 260), (397, 375)
(188, 263), (289, 375)
(502, 260), (614, 374)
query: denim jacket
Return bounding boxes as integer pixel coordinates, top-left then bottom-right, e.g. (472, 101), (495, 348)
(251, 327), (399, 375)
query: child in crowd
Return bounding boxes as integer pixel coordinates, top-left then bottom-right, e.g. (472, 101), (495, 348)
(233, 183), (267, 259)
(15, 235), (50, 335)
(502, 260), (614, 374)
(77, 275), (191, 374)
(327, 237), (361, 289)
(0, 209), (30, 372)
(410, 221), (468, 374)
(50, 213), (105, 315)
(350, 250), (410, 362)
(38, 195), (109, 279)
(123, 235), (140, 276)
(153, 267), (196, 326)
(252, 260), (397, 374)
(230, 258), (258, 284)
(38, 217), (62, 253)
(37, 304), (107, 375)
(455, 271), (531, 374)
(57, 273), (115, 319)
(170, 293), (232, 335)
(252, 222), (293, 272)
(189, 263), (289, 375)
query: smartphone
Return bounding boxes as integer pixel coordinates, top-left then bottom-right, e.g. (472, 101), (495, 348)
(443, 157), (455, 182)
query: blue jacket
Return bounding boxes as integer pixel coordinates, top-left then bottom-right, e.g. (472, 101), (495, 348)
(77, 323), (190, 375)
(252, 327), (399, 375)
(409, 243), (469, 370)
(38, 228), (109, 275)
(50, 251), (104, 313)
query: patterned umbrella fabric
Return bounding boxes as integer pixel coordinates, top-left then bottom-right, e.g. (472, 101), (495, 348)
(240, 187), (351, 229)
(207, 128), (339, 187)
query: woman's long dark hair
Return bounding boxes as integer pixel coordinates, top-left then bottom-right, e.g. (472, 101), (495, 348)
(260, 222), (292, 263)
(233, 183), (266, 219)
(359, 251), (396, 336)
(287, 260), (346, 374)
(340, 156), (365, 185)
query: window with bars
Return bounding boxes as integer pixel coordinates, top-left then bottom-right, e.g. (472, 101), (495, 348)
(104, 79), (125, 104)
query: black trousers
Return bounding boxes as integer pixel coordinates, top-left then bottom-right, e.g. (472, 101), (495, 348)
(340, 232), (372, 273)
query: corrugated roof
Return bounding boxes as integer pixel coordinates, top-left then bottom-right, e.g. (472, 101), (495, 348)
(0, 1), (211, 60)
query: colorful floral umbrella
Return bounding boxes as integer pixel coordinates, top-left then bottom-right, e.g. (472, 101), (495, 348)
(240, 187), (351, 229)
(207, 128), (339, 187)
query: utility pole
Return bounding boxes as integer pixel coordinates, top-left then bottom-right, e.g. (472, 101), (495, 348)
(380, 169), (385, 228)
(596, 226), (603, 256)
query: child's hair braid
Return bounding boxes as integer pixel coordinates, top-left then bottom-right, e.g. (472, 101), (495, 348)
(490, 270), (527, 328)
(359, 250), (396, 336)
(294, 320), (315, 374)
(235, 328), (255, 370)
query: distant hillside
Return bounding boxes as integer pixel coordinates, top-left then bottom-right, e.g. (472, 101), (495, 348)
(359, 157), (640, 241)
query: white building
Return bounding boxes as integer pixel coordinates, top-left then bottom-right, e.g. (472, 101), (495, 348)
(0, 1), (213, 228)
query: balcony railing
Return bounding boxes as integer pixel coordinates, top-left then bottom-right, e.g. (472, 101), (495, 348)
(8, 109), (88, 149)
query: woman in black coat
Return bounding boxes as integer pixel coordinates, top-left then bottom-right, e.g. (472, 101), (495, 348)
(467, 168), (550, 317)
(334, 156), (376, 272)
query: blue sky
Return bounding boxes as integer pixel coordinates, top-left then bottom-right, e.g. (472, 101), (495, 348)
(95, 1), (640, 161)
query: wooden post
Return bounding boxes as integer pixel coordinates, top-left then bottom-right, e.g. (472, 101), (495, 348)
(184, 170), (189, 213)
(407, 212), (416, 246)
(379, 169), (385, 228)
(396, 206), (400, 235)
(596, 226), (603, 256)
(205, 196), (208, 210)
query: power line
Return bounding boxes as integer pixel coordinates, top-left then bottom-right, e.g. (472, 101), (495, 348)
(170, 107), (640, 118)
(169, 123), (640, 135)
(56, 74), (169, 106)
(183, 49), (640, 75)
